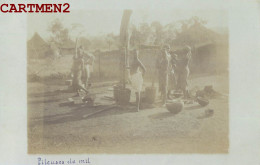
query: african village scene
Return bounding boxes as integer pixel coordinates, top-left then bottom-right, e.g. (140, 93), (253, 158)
(27, 9), (229, 154)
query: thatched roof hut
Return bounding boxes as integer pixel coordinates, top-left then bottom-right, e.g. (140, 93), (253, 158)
(27, 32), (48, 58)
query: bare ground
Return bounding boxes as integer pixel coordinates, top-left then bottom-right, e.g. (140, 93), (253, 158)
(27, 73), (229, 154)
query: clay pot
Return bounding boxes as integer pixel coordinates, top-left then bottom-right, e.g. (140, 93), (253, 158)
(145, 87), (157, 104)
(197, 97), (209, 106)
(113, 84), (123, 102)
(166, 100), (184, 114)
(114, 87), (131, 105)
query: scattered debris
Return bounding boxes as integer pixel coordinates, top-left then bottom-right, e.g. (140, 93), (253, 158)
(102, 96), (114, 101)
(82, 94), (96, 102)
(73, 97), (84, 104)
(205, 109), (214, 116)
(197, 108), (214, 119)
(195, 85), (221, 99)
(60, 92), (96, 107)
(92, 136), (97, 141)
(83, 105), (117, 118)
(184, 100), (194, 104)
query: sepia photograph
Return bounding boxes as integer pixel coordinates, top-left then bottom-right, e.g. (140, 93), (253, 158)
(27, 9), (229, 154)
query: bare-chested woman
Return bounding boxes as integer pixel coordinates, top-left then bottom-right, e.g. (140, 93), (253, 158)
(71, 46), (88, 95)
(176, 45), (192, 98)
(129, 49), (146, 112)
(82, 51), (95, 89)
(157, 45), (171, 105)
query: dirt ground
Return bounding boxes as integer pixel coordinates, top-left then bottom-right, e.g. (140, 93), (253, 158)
(27, 73), (229, 154)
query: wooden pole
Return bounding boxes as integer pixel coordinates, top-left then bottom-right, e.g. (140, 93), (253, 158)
(98, 53), (101, 80)
(123, 47), (127, 89)
(119, 10), (132, 89)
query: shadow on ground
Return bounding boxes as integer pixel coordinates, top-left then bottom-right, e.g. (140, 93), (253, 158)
(149, 112), (178, 119)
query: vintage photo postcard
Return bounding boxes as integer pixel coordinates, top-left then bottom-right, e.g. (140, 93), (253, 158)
(1, 0), (260, 164)
(27, 9), (228, 154)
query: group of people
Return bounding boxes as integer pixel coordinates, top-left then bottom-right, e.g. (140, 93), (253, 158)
(71, 44), (191, 111)
(129, 44), (192, 110)
(157, 44), (192, 105)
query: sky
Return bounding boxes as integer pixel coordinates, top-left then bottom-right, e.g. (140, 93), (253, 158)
(27, 9), (228, 40)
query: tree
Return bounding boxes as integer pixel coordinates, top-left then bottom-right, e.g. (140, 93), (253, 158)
(173, 16), (215, 47)
(48, 19), (71, 50)
(129, 24), (141, 48)
(129, 23), (153, 48)
(139, 22), (153, 44)
(105, 33), (117, 51)
(59, 28), (70, 44)
(151, 21), (164, 45)
(129, 16), (217, 50)
(88, 36), (108, 51)
(79, 37), (92, 50)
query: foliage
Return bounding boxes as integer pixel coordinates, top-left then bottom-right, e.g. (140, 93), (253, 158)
(130, 16), (218, 49)
(48, 19), (71, 48)
(43, 16), (220, 55)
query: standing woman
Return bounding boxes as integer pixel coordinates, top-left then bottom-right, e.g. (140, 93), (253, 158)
(177, 45), (192, 99)
(129, 49), (146, 112)
(71, 46), (88, 95)
(167, 53), (178, 99)
(157, 45), (171, 105)
(82, 51), (95, 89)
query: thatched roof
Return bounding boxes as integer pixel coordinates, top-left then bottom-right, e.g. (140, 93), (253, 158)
(27, 32), (47, 49)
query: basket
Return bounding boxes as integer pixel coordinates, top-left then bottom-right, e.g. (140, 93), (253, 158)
(114, 86), (131, 105)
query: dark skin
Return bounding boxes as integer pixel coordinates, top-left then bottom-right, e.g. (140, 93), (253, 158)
(72, 47), (88, 95)
(82, 52), (95, 88)
(130, 50), (146, 111)
(157, 48), (171, 105)
(176, 47), (191, 98)
(167, 53), (178, 99)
